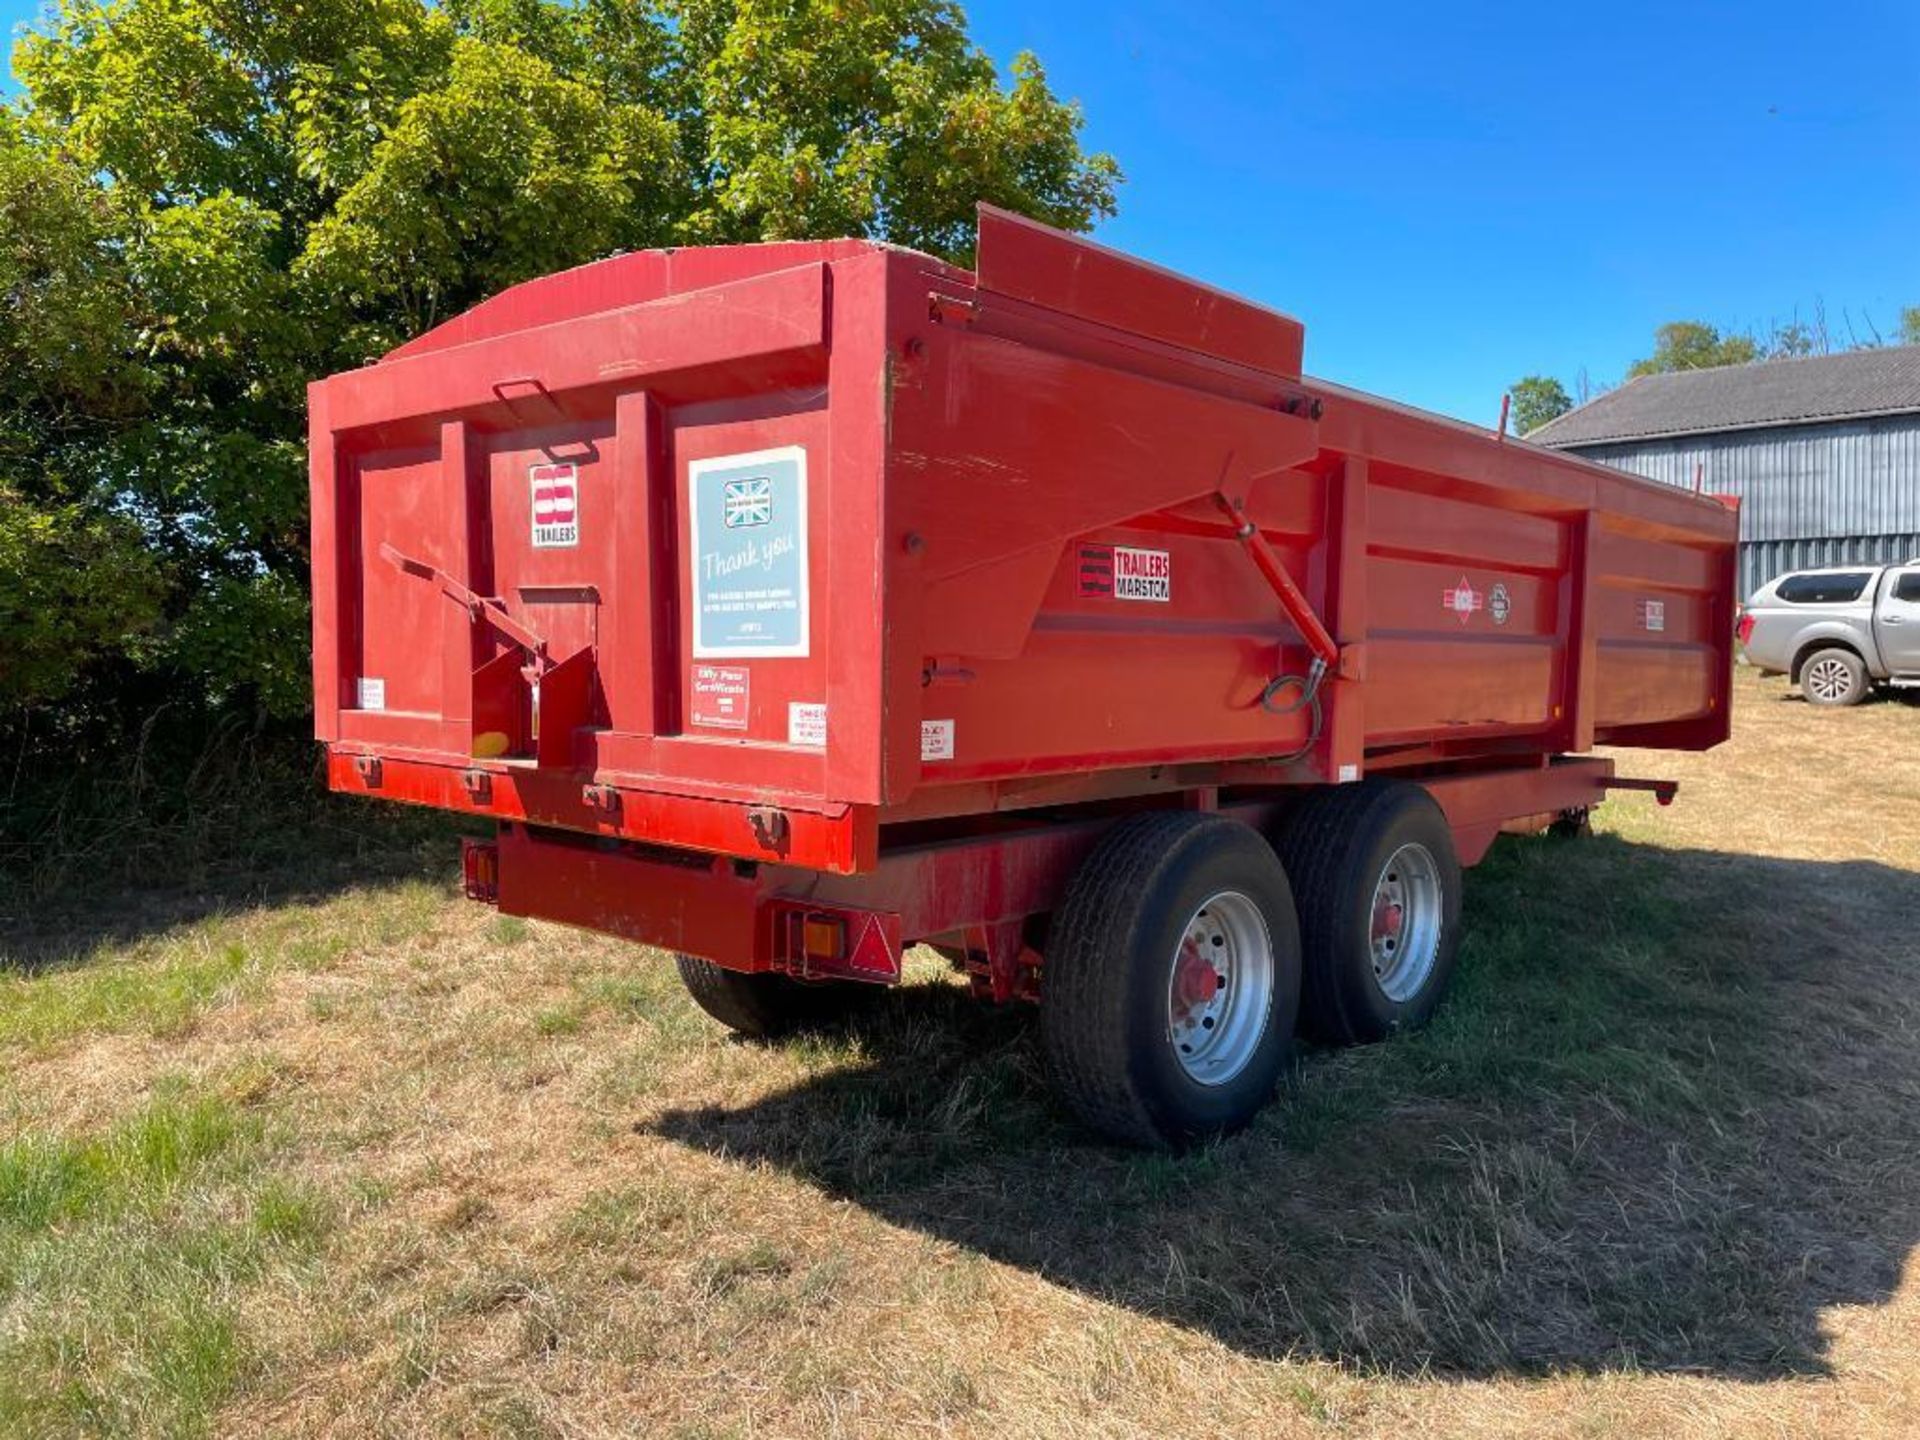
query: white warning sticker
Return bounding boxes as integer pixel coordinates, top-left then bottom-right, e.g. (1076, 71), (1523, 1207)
(356, 677), (386, 711)
(921, 719), (955, 761)
(787, 702), (827, 748)
(1112, 546), (1172, 602)
(1640, 599), (1667, 633)
(690, 664), (750, 729)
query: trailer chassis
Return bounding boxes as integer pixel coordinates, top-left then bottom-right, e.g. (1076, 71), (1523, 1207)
(457, 754), (1644, 1004)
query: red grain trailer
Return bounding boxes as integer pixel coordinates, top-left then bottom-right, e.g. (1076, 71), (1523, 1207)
(310, 206), (1736, 1147)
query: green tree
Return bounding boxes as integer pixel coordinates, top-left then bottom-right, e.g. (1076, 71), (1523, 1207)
(1627, 321), (1759, 377)
(0, 114), (166, 707)
(0, 487), (164, 710)
(668, 0), (1118, 259)
(1900, 307), (1920, 347)
(1510, 375), (1572, 435)
(1766, 320), (1817, 358)
(3, 0), (1120, 717)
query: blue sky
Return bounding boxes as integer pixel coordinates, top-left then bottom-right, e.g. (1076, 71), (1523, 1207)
(7, 0), (1918, 423)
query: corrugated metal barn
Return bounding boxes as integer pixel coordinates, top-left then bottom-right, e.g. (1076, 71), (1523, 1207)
(1528, 347), (1920, 598)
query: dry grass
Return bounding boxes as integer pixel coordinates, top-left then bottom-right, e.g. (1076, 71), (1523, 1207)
(2, 670), (1917, 1438)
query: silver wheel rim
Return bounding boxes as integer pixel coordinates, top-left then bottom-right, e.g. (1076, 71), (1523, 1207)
(1808, 657), (1853, 702)
(1369, 843), (1443, 1004)
(1166, 890), (1274, 1086)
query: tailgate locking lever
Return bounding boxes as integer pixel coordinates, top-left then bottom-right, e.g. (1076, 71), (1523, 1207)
(379, 543), (552, 673)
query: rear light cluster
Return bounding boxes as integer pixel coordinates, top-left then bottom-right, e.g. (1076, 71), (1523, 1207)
(1735, 612), (1756, 646)
(769, 902), (902, 984)
(462, 838), (500, 904)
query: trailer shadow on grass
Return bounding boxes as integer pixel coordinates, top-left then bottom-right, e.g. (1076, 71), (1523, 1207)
(0, 798), (466, 973)
(647, 834), (1920, 1381)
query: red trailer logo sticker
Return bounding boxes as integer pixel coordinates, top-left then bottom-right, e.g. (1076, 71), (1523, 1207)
(1078, 544), (1171, 602)
(1443, 576), (1483, 624)
(530, 463), (579, 548)
(1077, 544), (1115, 597)
(690, 665), (750, 729)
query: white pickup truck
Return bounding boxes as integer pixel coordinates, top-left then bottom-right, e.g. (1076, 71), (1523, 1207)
(1739, 562), (1920, 706)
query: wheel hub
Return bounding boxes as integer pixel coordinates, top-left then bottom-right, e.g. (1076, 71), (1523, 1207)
(1166, 891), (1275, 1087)
(1367, 843), (1444, 1004)
(1372, 894), (1405, 942)
(1809, 658), (1851, 701)
(1172, 938), (1222, 1009)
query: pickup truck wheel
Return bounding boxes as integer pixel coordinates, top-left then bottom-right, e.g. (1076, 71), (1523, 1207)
(1040, 812), (1301, 1150)
(673, 953), (879, 1038)
(1800, 648), (1869, 707)
(1274, 781), (1463, 1046)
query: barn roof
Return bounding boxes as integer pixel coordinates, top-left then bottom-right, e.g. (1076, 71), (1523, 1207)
(1529, 346), (1920, 448)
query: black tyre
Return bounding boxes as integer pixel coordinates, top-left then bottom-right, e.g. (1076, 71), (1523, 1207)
(1548, 806), (1593, 839)
(1800, 647), (1869, 707)
(1273, 781), (1463, 1046)
(1040, 812), (1301, 1150)
(673, 953), (879, 1038)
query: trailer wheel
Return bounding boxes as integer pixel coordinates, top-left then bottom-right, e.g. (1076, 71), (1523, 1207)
(1273, 781), (1462, 1046)
(1800, 647), (1869, 707)
(1548, 806), (1593, 839)
(673, 953), (878, 1039)
(1040, 812), (1301, 1150)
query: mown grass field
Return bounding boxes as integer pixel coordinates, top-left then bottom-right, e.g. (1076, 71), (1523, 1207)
(2, 670), (1917, 1438)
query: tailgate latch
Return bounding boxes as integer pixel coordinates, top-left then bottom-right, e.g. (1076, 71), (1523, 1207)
(747, 806), (791, 855)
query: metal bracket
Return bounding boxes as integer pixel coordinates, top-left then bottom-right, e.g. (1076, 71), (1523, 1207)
(922, 660), (978, 687)
(746, 806), (791, 854)
(582, 784), (621, 816)
(928, 293), (980, 327)
(353, 755), (383, 788)
(1601, 775), (1680, 807)
(461, 769), (493, 804)
(960, 920), (1039, 1005)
